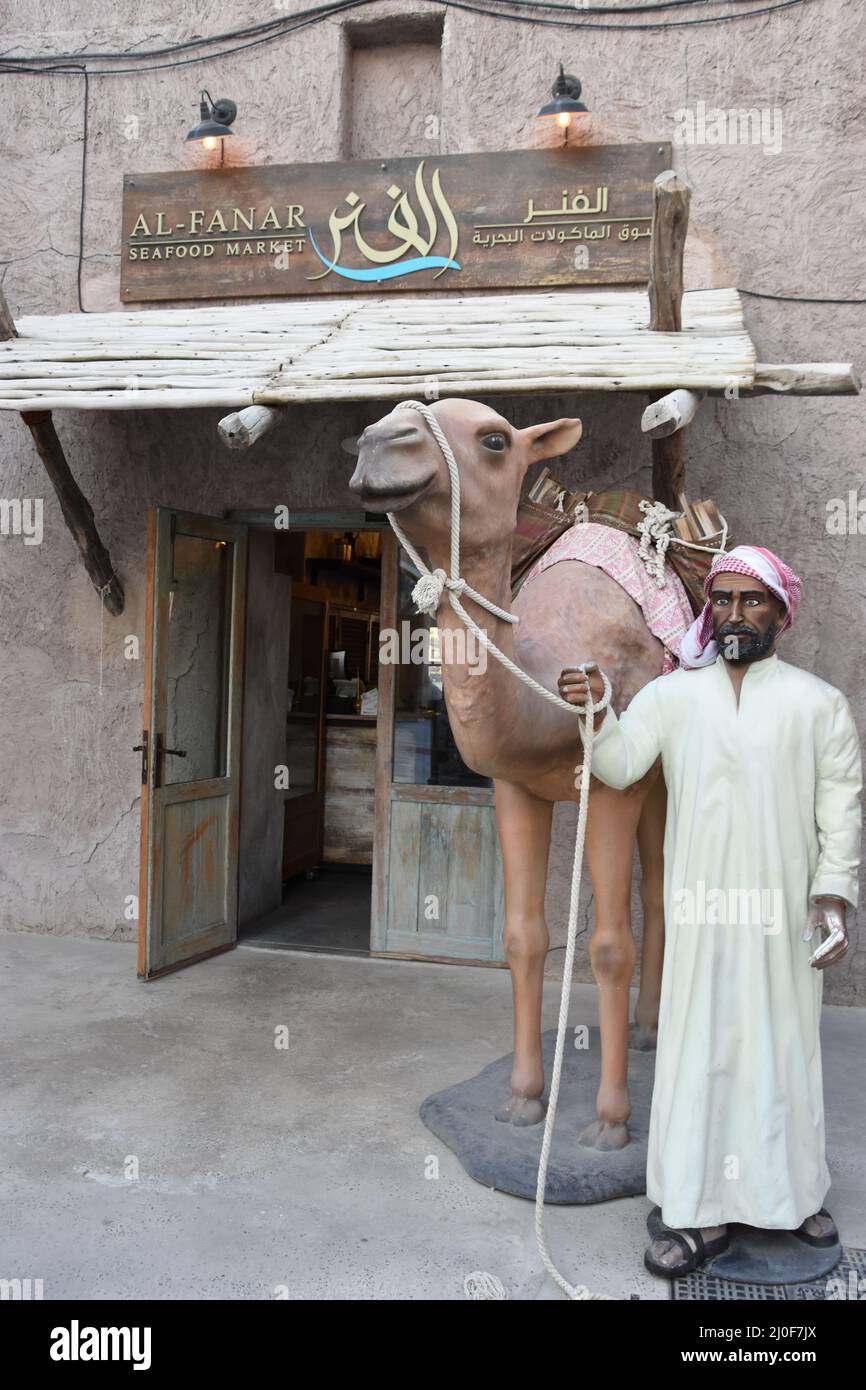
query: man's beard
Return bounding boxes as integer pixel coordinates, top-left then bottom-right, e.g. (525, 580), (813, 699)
(715, 620), (777, 664)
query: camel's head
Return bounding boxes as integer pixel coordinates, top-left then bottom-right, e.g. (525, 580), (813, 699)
(349, 398), (582, 555)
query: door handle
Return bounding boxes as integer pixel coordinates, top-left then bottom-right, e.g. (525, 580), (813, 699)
(133, 731), (149, 784)
(132, 732), (185, 787)
(150, 733), (187, 788)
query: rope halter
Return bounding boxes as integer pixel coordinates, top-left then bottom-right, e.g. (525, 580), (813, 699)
(384, 399), (517, 627)
(383, 399), (611, 721)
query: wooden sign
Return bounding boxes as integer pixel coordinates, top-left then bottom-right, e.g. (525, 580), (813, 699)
(120, 143), (670, 303)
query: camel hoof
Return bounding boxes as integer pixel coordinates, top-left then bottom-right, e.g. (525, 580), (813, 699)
(628, 1021), (658, 1052)
(577, 1118), (630, 1151)
(494, 1095), (546, 1127)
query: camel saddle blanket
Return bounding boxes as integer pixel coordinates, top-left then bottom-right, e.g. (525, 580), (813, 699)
(519, 520), (695, 673)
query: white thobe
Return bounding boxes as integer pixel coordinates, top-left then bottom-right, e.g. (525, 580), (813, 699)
(585, 653), (861, 1229)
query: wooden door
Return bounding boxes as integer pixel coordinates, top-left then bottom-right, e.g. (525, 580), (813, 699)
(137, 508), (247, 979)
(372, 536), (506, 964)
(282, 584), (329, 879)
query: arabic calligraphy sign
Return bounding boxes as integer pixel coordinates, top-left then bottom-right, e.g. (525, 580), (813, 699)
(120, 144), (670, 302)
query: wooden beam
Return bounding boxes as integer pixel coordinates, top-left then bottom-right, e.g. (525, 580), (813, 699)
(641, 388), (703, 438)
(0, 286), (17, 339)
(747, 362), (862, 396)
(20, 410), (125, 616)
(218, 403), (286, 449)
(649, 171), (690, 334)
(648, 169), (692, 507)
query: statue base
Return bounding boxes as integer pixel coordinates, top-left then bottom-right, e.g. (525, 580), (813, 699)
(419, 1026), (654, 1204)
(678, 1222), (843, 1286)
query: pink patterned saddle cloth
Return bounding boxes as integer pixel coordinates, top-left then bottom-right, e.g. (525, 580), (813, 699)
(520, 521), (694, 674)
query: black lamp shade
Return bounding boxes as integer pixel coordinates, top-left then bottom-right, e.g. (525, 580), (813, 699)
(186, 118), (235, 142)
(537, 97), (589, 119)
(537, 67), (589, 122)
(185, 94), (237, 143)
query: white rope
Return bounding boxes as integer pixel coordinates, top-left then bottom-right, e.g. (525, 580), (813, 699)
(533, 678), (608, 1301)
(387, 400), (604, 719)
(387, 400), (518, 630)
(463, 1270), (509, 1300)
(636, 499), (729, 589)
(383, 399), (611, 1300)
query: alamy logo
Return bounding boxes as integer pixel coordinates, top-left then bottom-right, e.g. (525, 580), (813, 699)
(673, 880), (784, 935)
(0, 497), (43, 545)
(825, 1271), (866, 1300)
(673, 100), (783, 155)
(379, 620), (487, 674)
(826, 491), (866, 535)
(50, 1320), (152, 1370)
(0, 1276), (43, 1299)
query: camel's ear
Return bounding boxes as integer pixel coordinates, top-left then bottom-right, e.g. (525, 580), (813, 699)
(522, 417), (583, 463)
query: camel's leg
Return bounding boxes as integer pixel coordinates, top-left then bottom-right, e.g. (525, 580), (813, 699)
(577, 782), (647, 1151)
(492, 777), (554, 1127)
(632, 770), (667, 1051)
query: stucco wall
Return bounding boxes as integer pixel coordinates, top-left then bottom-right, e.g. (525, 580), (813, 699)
(1, 1), (864, 1000)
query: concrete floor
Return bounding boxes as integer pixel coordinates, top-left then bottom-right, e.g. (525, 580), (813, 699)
(242, 866), (372, 955)
(2, 928), (865, 1301)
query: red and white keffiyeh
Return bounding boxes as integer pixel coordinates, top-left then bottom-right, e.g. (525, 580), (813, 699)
(679, 545), (803, 669)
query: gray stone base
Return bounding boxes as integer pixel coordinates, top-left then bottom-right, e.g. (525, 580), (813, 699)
(419, 1026), (655, 1204)
(702, 1228), (842, 1285)
(648, 1201), (843, 1284)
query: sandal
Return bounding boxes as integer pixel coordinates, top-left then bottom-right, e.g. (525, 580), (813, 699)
(792, 1207), (839, 1248)
(646, 1204), (665, 1238)
(644, 1212), (730, 1278)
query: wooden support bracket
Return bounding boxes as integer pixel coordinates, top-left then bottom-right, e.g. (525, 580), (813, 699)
(20, 410), (125, 615)
(0, 285), (124, 615)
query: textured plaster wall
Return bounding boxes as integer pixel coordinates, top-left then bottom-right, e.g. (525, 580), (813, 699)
(0, 1), (865, 1001)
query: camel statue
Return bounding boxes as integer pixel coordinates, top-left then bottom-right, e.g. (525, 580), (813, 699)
(350, 398), (667, 1151)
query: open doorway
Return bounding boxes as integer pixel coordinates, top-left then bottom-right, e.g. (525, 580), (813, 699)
(137, 505), (506, 978)
(239, 522), (383, 956)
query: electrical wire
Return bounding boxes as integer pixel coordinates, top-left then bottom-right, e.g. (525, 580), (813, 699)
(0, 3), (803, 67)
(738, 288), (866, 305)
(0, 0), (819, 75)
(0, 0), (842, 309)
(431, 0), (815, 33)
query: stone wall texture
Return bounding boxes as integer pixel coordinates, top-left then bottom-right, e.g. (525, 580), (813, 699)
(1, 1), (865, 1001)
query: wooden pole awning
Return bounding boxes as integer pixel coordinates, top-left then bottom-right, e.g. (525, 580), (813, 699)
(0, 258), (859, 611)
(0, 287), (856, 412)
(0, 287), (809, 410)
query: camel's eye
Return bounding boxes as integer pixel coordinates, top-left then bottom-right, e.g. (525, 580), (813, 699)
(481, 432), (507, 453)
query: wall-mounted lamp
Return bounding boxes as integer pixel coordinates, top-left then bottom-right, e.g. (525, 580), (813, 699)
(536, 65), (589, 142)
(185, 91), (237, 165)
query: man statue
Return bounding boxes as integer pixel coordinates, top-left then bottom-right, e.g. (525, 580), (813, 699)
(558, 545), (861, 1278)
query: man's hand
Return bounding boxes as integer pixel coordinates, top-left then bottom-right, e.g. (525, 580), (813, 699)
(804, 897), (849, 970)
(558, 663), (608, 723)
